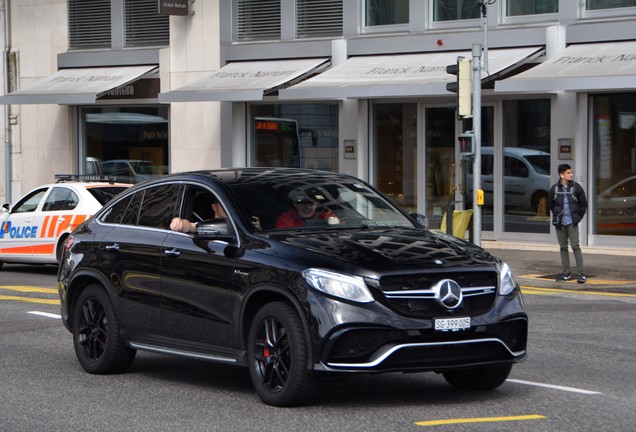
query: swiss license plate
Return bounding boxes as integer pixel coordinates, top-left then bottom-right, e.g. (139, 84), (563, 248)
(434, 317), (471, 332)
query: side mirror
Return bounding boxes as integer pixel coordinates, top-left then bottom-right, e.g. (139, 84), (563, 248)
(194, 218), (235, 242)
(1, 203), (10, 212)
(410, 213), (430, 230)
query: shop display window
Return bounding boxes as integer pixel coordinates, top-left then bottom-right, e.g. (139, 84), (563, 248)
(80, 106), (169, 183)
(591, 94), (636, 236)
(250, 104), (339, 172)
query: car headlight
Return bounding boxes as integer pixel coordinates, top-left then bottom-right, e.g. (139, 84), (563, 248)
(302, 268), (374, 303)
(498, 262), (518, 296)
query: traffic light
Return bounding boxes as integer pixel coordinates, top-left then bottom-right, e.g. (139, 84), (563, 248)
(458, 132), (474, 155)
(446, 56), (472, 119)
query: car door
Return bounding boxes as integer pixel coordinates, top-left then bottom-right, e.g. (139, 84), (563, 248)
(159, 185), (238, 348)
(503, 155), (530, 208)
(0, 188), (48, 261)
(99, 184), (180, 335)
(29, 185), (82, 262)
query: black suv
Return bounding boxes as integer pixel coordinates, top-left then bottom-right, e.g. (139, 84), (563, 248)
(57, 168), (527, 406)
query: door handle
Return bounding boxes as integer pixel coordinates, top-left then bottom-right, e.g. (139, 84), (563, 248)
(164, 248), (181, 257)
(104, 243), (120, 252)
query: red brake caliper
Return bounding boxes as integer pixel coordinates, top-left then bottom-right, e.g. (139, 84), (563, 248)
(263, 338), (270, 358)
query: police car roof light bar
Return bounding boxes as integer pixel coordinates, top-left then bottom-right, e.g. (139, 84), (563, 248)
(55, 174), (118, 184)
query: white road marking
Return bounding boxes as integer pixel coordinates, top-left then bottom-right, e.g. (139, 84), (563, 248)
(507, 379), (602, 395)
(27, 311), (62, 319)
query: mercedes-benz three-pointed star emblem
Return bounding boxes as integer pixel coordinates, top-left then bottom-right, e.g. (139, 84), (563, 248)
(433, 279), (463, 310)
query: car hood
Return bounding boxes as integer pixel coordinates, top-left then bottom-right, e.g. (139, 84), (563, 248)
(266, 229), (498, 274)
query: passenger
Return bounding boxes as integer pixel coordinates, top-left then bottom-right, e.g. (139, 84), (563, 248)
(170, 202), (227, 233)
(276, 190), (339, 228)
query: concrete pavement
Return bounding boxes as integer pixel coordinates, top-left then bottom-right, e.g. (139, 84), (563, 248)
(483, 241), (636, 293)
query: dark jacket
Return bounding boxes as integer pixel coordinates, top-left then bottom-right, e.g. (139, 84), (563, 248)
(548, 180), (587, 226)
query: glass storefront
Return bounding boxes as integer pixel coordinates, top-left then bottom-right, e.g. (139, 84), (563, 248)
(425, 107), (456, 227)
(372, 103), (417, 212)
(502, 99), (551, 234)
(591, 93), (636, 236)
(250, 104), (339, 172)
(80, 106), (169, 183)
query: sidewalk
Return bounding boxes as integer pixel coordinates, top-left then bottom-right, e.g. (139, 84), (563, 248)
(483, 242), (636, 293)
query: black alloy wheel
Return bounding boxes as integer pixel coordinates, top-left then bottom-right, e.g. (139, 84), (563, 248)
(247, 301), (317, 407)
(72, 284), (136, 374)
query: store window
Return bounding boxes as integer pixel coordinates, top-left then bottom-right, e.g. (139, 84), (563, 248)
(586, 0), (636, 10)
(591, 94), (636, 236)
(433, 0), (480, 21)
(81, 106), (169, 184)
(365, 0), (409, 26)
(502, 99), (551, 234)
(506, 0), (557, 16)
(372, 103), (417, 212)
(250, 104), (339, 171)
(425, 108), (456, 228)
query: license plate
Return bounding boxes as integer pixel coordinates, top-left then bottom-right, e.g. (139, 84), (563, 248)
(434, 317), (471, 332)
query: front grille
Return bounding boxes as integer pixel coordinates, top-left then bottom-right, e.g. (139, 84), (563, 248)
(378, 271), (498, 318)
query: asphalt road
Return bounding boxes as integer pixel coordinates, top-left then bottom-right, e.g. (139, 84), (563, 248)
(1, 264), (635, 432)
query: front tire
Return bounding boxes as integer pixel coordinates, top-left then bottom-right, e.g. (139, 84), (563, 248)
(72, 284), (136, 374)
(247, 301), (318, 406)
(442, 364), (512, 391)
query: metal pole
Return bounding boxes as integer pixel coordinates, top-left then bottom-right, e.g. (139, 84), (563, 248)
(472, 43), (482, 247)
(481, 1), (489, 73)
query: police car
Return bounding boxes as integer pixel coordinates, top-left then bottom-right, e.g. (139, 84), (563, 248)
(0, 175), (131, 269)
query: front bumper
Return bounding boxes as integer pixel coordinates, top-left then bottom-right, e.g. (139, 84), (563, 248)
(318, 317), (527, 372)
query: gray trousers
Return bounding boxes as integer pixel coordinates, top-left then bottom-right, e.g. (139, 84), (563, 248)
(555, 224), (584, 274)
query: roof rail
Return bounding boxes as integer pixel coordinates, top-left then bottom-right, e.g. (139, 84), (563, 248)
(55, 174), (118, 184)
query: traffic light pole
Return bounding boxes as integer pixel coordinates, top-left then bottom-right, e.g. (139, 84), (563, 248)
(472, 43), (482, 247)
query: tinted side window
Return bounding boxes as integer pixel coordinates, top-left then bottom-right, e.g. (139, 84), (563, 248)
(138, 185), (180, 229)
(102, 193), (136, 224)
(505, 156), (529, 178)
(43, 187), (80, 211)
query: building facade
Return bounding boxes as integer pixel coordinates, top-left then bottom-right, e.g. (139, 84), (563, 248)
(2, 0), (636, 252)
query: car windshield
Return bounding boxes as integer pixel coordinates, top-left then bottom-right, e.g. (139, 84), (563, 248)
(524, 155), (550, 175)
(86, 186), (129, 206)
(229, 178), (415, 231)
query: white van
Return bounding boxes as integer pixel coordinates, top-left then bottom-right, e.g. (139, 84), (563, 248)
(465, 147), (550, 214)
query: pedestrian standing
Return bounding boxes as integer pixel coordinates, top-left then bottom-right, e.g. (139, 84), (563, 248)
(548, 164), (588, 283)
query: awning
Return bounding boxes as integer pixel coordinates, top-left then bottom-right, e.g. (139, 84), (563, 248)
(0, 65), (158, 105)
(158, 58), (330, 102)
(279, 47), (543, 100)
(496, 41), (636, 93)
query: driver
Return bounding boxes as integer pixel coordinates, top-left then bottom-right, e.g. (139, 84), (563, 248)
(275, 190), (339, 228)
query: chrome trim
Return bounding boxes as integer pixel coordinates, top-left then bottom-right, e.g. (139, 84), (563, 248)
(327, 338), (524, 369)
(384, 285), (495, 298)
(129, 342), (238, 364)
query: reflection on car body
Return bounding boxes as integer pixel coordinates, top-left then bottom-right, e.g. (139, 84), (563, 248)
(57, 168), (527, 406)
